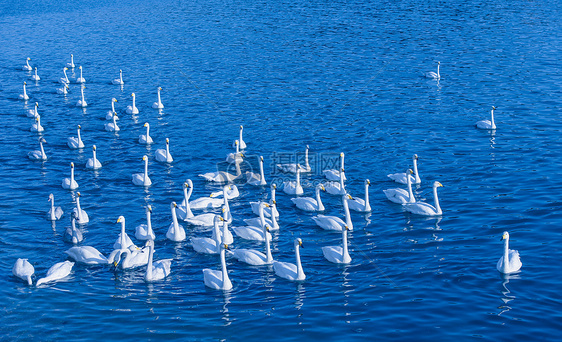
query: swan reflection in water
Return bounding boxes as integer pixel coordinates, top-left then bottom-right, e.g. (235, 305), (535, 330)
(295, 283), (306, 311)
(498, 272), (519, 316)
(221, 289), (232, 326)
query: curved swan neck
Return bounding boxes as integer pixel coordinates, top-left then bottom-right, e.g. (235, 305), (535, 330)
(183, 186), (193, 217)
(295, 243), (304, 280)
(213, 219), (221, 244)
(111, 100), (115, 112)
(316, 186), (325, 211)
(433, 185), (442, 215)
(343, 196), (353, 229)
(413, 157), (421, 183)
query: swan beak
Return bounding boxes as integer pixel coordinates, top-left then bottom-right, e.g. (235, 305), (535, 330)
(264, 203), (270, 208)
(224, 244), (230, 250)
(345, 225), (350, 231)
(321, 185), (326, 191)
(173, 202), (178, 208)
(77, 192), (81, 197)
(148, 205), (152, 212)
(299, 241), (304, 248)
(437, 182), (443, 187)
(272, 200), (276, 205)
(113, 261), (118, 267)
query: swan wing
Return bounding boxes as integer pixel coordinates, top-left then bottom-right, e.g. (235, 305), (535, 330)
(322, 246), (344, 264)
(291, 197), (318, 211)
(203, 269), (223, 289)
(312, 215), (345, 231)
(233, 249), (268, 265)
(383, 188), (410, 204)
(404, 202), (438, 216)
(273, 261), (297, 280)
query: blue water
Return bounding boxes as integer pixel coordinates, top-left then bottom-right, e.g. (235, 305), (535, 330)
(1, 0), (562, 340)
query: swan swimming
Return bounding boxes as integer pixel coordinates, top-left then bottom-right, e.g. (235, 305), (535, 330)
(403, 181), (443, 216)
(191, 215), (223, 254)
(28, 137), (47, 161)
(325, 167), (346, 195)
(347, 179), (372, 212)
(246, 156), (266, 186)
(72, 192), (89, 224)
(244, 201), (279, 231)
(47, 193), (63, 221)
(112, 69), (124, 85)
(233, 202), (272, 242)
(292, 184), (326, 211)
(75, 66), (86, 83)
(57, 83), (69, 95)
(250, 184), (279, 218)
(186, 181), (227, 211)
(135, 205), (156, 241)
(36, 261), (74, 286)
(30, 116), (44, 133)
(132, 156), (152, 186)
(105, 98), (118, 120)
(199, 160), (243, 183)
(383, 169), (416, 204)
(126, 93), (139, 114)
(387, 154), (421, 185)
(31, 67), (40, 81)
(226, 140), (244, 163)
(104, 113), (120, 132)
(283, 167), (304, 195)
(152, 87), (164, 109)
(232, 224), (273, 266)
(155, 138), (173, 163)
(497, 231), (522, 274)
(66, 54), (75, 68)
(22, 57), (32, 71)
(476, 106), (497, 130)
(12, 258), (34, 285)
(139, 122), (153, 144)
(322, 225), (351, 264)
(112, 244), (150, 270)
(145, 240), (172, 282)
(426, 61), (440, 79)
(273, 238), (305, 281)
(65, 246), (109, 265)
(212, 209), (234, 244)
(166, 202), (186, 242)
(86, 145), (102, 170)
(323, 152), (347, 181)
(203, 243), (233, 290)
(64, 213), (83, 244)
(59, 67), (70, 84)
(67, 125), (85, 149)
(209, 184), (239, 200)
(76, 85), (87, 107)
(19, 82), (29, 100)
(26, 102), (39, 118)
(277, 145), (311, 173)
(62, 162), (79, 190)
(233, 125), (246, 150)
(312, 194), (354, 231)
(113, 216), (135, 250)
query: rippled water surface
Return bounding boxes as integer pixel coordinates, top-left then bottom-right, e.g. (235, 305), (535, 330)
(1, 0), (562, 340)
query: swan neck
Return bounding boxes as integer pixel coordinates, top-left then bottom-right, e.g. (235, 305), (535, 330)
(413, 158), (421, 183)
(305, 148), (310, 168)
(258, 204), (266, 227)
(120, 220), (126, 247)
(433, 186), (442, 215)
(146, 243), (154, 280)
(111, 101), (115, 112)
(235, 161), (241, 175)
(259, 159), (265, 184)
(171, 206), (179, 233)
(295, 244), (304, 279)
(343, 197), (353, 229)
(213, 220), (221, 244)
(264, 225), (273, 262)
(71, 218), (78, 240)
(220, 247), (230, 288)
(144, 159), (149, 181)
(76, 198), (82, 221)
(503, 238), (509, 269)
(92, 149), (97, 161)
(146, 125), (150, 136)
(437, 63), (440, 77)
(364, 183), (371, 210)
(271, 203), (279, 229)
(316, 187), (325, 211)
(157, 89), (161, 102)
(132, 95), (136, 107)
(296, 170), (300, 186)
(147, 211), (153, 235)
(342, 228), (349, 259)
(407, 174), (415, 203)
(23, 84), (27, 95)
(491, 109), (496, 128)
(40, 142), (46, 159)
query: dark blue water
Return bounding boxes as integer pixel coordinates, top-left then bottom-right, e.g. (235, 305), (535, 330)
(1, 0), (562, 340)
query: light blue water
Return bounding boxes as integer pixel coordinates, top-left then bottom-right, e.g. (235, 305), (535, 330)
(1, 0), (562, 340)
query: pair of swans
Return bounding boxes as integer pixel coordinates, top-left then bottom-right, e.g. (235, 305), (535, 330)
(139, 122), (153, 144)
(273, 238), (305, 281)
(36, 261), (74, 286)
(324, 168), (347, 195)
(145, 239), (172, 282)
(292, 184), (326, 211)
(244, 201), (279, 230)
(106, 98), (118, 120)
(403, 181), (443, 216)
(126, 93), (139, 114)
(112, 69), (124, 85)
(191, 215), (227, 254)
(153, 87), (164, 109)
(135, 205), (156, 241)
(384, 169), (416, 204)
(232, 220), (273, 266)
(177, 182), (232, 226)
(76, 85), (87, 107)
(226, 140), (244, 163)
(57, 83), (69, 95)
(476, 106), (497, 130)
(233, 202), (272, 242)
(155, 138), (173, 163)
(104, 113), (120, 132)
(312, 194), (354, 231)
(203, 243), (232, 290)
(62, 162), (79, 190)
(19, 82), (29, 100)
(86, 145), (102, 170)
(30, 116), (44, 132)
(132, 156), (151, 186)
(246, 156), (267, 186)
(167, 202), (186, 242)
(67, 125), (84, 149)
(497, 231), (522, 274)
(388, 154), (421, 185)
(347, 179), (371, 212)
(322, 225), (352, 264)
(66, 54), (75, 69)
(277, 145), (311, 173)
(323, 152), (347, 181)
(28, 137), (47, 161)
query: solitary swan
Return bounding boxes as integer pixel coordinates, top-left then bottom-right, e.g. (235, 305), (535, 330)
(139, 122), (153, 144)
(47, 193), (63, 221)
(28, 137), (47, 161)
(476, 106), (497, 130)
(27, 102), (39, 118)
(155, 138), (173, 163)
(57, 84), (69, 95)
(203, 243), (233, 290)
(112, 69), (124, 85)
(347, 179), (372, 212)
(152, 87), (164, 109)
(62, 162), (79, 190)
(65, 213), (83, 244)
(30, 116), (44, 133)
(191, 215), (223, 254)
(273, 238), (305, 281)
(19, 82), (29, 100)
(383, 169), (416, 204)
(325, 168), (346, 195)
(59, 67), (70, 84)
(497, 231), (522, 274)
(145, 240), (172, 282)
(199, 161), (242, 183)
(36, 261), (74, 286)
(322, 225), (352, 264)
(292, 184), (326, 212)
(226, 140), (244, 163)
(323, 152), (347, 181)
(126, 93), (139, 114)
(111, 245), (149, 270)
(75, 66), (86, 83)
(132, 156), (151, 186)
(66, 54), (75, 68)
(312, 194), (354, 231)
(12, 258), (34, 285)
(22, 57), (32, 71)
(426, 61), (440, 79)
(233, 224), (273, 266)
(65, 246), (109, 265)
(31, 67), (40, 81)
(67, 125), (85, 149)
(283, 167), (304, 195)
(76, 85), (87, 107)
(233, 202), (272, 242)
(187, 181), (227, 210)
(72, 192), (89, 224)
(86, 145), (102, 170)
(113, 216), (135, 250)
(404, 181), (443, 216)
(388, 154), (421, 185)
(166, 202), (186, 242)
(246, 156), (267, 186)
(105, 98), (118, 120)
(277, 145), (311, 173)
(135, 205), (156, 241)
(250, 184), (279, 218)
(233, 125), (246, 150)
(104, 113), (120, 132)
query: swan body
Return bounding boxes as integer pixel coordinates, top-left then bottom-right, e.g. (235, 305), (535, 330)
(322, 226), (351, 264)
(145, 240), (172, 282)
(246, 156), (266, 186)
(283, 167), (304, 195)
(476, 106), (497, 130)
(113, 216), (135, 250)
(60, 67), (70, 84)
(203, 243), (233, 290)
(155, 138), (173, 163)
(292, 184), (325, 211)
(66, 54), (75, 68)
(233, 202), (272, 241)
(72, 192), (89, 224)
(36, 261), (74, 286)
(312, 194), (354, 231)
(188, 190), (226, 211)
(19, 82), (29, 100)
(497, 231), (522, 274)
(105, 98), (118, 120)
(132, 156), (152, 186)
(325, 168), (346, 195)
(226, 140), (244, 163)
(273, 238), (305, 281)
(27, 102), (39, 118)
(86, 145), (102, 169)
(112, 246), (150, 269)
(233, 223), (273, 266)
(323, 152), (347, 181)
(209, 184), (239, 200)
(30, 116), (44, 132)
(112, 69), (124, 85)
(76, 85), (87, 107)
(13, 258), (34, 285)
(104, 113), (120, 132)
(31, 67), (40, 81)
(135, 205), (156, 241)
(22, 57), (32, 71)
(184, 213), (217, 227)
(67, 125), (85, 149)
(244, 203), (279, 230)
(75, 65), (86, 83)
(384, 169), (416, 204)
(62, 162), (79, 190)
(152, 87), (164, 109)
(47, 193), (63, 221)
(388, 154), (421, 184)
(126, 93), (139, 114)
(191, 216), (223, 254)
(65, 214), (83, 244)
(139, 122), (153, 144)
(426, 61), (440, 79)
(28, 137), (47, 161)
(250, 184), (279, 218)
(212, 213), (234, 245)
(57, 84), (69, 95)
(233, 125), (246, 150)
(166, 202), (186, 242)
(199, 161), (242, 183)
(65, 246), (109, 265)
(404, 181), (443, 216)
(277, 145), (311, 173)
(347, 179), (372, 212)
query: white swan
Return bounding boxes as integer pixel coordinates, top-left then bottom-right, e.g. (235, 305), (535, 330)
(86, 145), (102, 170)
(476, 106), (497, 130)
(322, 226), (351, 264)
(199, 161), (242, 183)
(233, 224), (273, 266)
(126, 93), (139, 114)
(323, 152), (347, 181)
(67, 125), (85, 149)
(426, 61), (440, 79)
(226, 140), (244, 164)
(155, 138), (173, 163)
(22, 57), (32, 71)
(250, 184), (279, 218)
(184, 210), (218, 227)
(105, 98), (118, 120)
(112, 245), (150, 269)
(65, 246), (109, 265)
(62, 162), (79, 190)
(113, 216), (135, 250)
(283, 167), (304, 195)
(347, 179), (372, 212)
(232, 125), (246, 150)
(132, 155), (152, 186)
(145, 240), (172, 282)
(166, 202), (186, 242)
(66, 54), (75, 68)
(212, 211), (234, 244)
(72, 192), (89, 224)
(383, 169), (416, 204)
(27, 102), (39, 118)
(135, 205), (156, 241)
(19, 82), (29, 100)
(325, 167), (346, 195)
(47, 193), (63, 221)
(404, 181), (443, 216)
(203, 243), (233, 290)
(76, 85), (87, 107)
(188, 182), (227, 210)
(12, 258), (34, 285)
(273, 238), (305, 281)
(177, 181), (195, 220)
(36, 261), (74, 286)
(139, 122), (153, 144)
(233, 202), (272, 241)
(277, 145), (311, 173)
(291, 184), (325, 211)
(104, 113), (120, 132)
(244, 202), (279, 230)
(31, 67), (40, 81)
(388, 154), (421, 185)
(112, 69), (124, 85)
(246, 156), (266, 186)
(65, 213), (83, 244)
(152, 87), (164, 109)
(28, 137), (47, 161)
(30, 116), (44, 132)
(497, 231), (522, 274)
(75, 65), (86, 83)
(191, 215), (223, 254)
(60, 67), (70, 84)
(57, 83), (69, 95)
(312, 194), (354, 231)
(209, 184), (239, 200)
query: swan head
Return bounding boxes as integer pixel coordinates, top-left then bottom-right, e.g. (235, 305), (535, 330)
(158, 87), (162, 91)
(113, 98), (117, 102)
(70, 162), (74, 168)
(344, 193), (353, 201)
(365, 179), (371, 186)
(413, 154), (419, 160)
(78, 124), (81, 130)
(492, 106), (496, 111)
(260, 156), (264, 162)
(79, 66), (82, 70)
(171, 201), (177, 208)
(271, 183), (277, 190)
(142, 155), (148, 161)
(437, 61), (440, 65)
(24, 81), (27, 85)
(239, 125), (243, 130)
(34, 67), (37, 71)
(214, 215), (223, 223)
(344, 225), (351, 231)
(221, 243), (230, 251)
(183, 181), (189, 189)
(35, 102), (38, 107)
(35, 116), (40, 122)
(144, 122), (149, 128)
(501, 231), (510, 241)
(166, 138), (169, 144)
(39, 137), (46, 143)
(119, 69), (122, 73)
(48, 193), (54, 201)
(306, 145), (309, 150)
(131, 93), (135, 97)
(234, 140), (239, 146)
(294, 238), (304, 248)
(116, 215), (125, 223)
(27, 57), (31, 61)
(433, 181), (443, 188)
(93, 145), (96, 151)
(186, 179), (193, 187)
(147, 205), (152, 213)
(64, 67), (68, 71)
